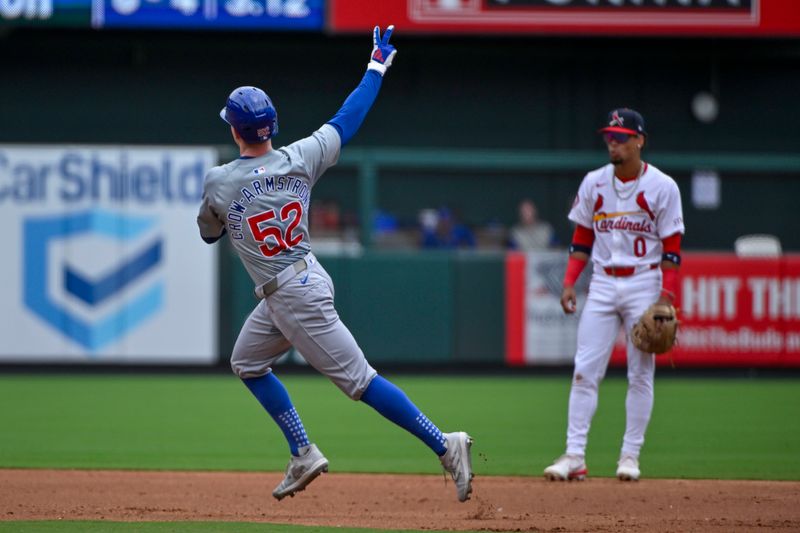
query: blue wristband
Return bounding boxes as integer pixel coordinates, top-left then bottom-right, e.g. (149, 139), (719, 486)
(570, 243), (592, 255)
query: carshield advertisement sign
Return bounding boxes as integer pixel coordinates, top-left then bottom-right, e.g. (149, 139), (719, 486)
(0, 145), (218, 364)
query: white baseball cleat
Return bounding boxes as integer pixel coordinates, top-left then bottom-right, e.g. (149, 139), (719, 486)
(272, 443), (329, 500)
(440, 431), (474, 502)
(543, 454), (588, 481)
(616, 454), (641, 481)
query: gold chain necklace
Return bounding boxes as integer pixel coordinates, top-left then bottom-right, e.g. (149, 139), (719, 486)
(612, 162), (644, 201)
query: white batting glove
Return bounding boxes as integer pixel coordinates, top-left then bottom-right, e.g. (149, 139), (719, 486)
(367, 25), (397, 76)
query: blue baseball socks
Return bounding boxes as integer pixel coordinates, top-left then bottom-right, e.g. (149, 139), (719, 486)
(244, 373), (448, 457)
(242, 373), (310, 456)
(361, 375), (448, 456)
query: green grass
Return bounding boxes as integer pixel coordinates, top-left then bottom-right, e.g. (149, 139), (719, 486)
(1, 374), (799, 480)
(0, 522), (478, 533)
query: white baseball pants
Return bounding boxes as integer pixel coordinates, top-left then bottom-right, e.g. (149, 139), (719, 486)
(565, 266), (660, 458)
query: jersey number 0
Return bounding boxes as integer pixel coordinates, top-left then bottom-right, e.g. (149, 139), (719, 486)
(246, 201), (304, 257)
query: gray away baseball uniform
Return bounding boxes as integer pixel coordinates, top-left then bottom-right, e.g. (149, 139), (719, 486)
(197, 124), (377, 398)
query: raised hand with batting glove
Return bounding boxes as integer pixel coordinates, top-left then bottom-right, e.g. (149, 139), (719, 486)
(367, 25), (396, 76)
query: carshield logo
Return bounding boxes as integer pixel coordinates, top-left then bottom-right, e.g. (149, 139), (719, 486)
(24, 209), (164, 353)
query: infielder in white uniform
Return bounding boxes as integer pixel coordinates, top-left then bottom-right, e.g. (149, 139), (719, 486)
(544, 108), (684, 482)
(197, 26), (473, 502)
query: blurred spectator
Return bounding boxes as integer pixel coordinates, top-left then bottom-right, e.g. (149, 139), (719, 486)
(508, 199), (555, 251)
(319, 199), (341, 230)
(475, 218), (508, 250)
(310, 199), (342, 233)
(372, 209), (420, 249)
(419, 206), (476, 249)
(374, 209), (399, 234)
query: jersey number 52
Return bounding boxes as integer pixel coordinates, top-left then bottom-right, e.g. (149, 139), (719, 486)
(246, 201), (304, 257)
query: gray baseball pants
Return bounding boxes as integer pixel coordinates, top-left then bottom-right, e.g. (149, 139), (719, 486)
(230, 255), (377, 400)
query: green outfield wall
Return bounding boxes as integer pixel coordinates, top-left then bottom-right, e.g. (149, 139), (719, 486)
(219, 248), (506, 364)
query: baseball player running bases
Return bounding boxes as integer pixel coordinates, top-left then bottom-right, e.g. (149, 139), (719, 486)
(197, 26), (473, 502)
(544, 108), (684, 482)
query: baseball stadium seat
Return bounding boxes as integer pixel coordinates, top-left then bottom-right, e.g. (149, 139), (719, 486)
(734, 234), (782, 257)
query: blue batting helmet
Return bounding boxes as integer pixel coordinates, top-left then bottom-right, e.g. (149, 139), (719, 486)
(219, 86), (278, 143)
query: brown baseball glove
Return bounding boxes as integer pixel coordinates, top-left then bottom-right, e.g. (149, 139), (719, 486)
(631, 303), (678, 354)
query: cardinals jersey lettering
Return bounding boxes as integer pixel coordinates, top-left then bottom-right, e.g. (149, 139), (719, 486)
(569, 163), (684, 269)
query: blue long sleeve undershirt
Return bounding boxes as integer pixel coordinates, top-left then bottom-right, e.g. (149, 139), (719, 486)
(326, 69), (383, 146)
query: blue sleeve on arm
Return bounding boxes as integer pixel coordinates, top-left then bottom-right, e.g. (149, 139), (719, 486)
(327, 70), (384, 146)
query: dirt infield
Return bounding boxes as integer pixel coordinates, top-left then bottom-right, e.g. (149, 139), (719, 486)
(1, 469), (799, 532)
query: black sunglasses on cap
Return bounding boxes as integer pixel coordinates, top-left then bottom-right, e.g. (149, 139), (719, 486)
(603, 131), (634, 144)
